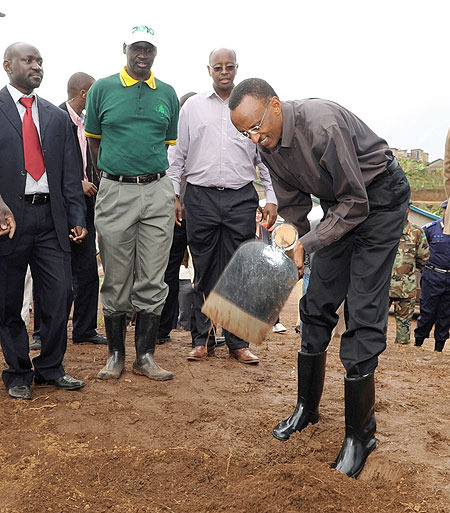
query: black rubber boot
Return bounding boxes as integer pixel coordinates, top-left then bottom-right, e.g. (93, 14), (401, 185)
(132, 312), (173, 381)
(332, 373), (377, 478)
(97, 313), (126, 379)
(272, 351), (327, 441)
(434, 340), (445, 352)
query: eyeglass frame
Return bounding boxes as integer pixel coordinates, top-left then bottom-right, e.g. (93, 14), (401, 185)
(209, 64), (237, 73)
(238, 96), (275, 140)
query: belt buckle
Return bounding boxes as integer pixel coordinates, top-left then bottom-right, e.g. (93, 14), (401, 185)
(217, 186), (224, 191)
(31, 194), (38, 205)
(136, 176), (142, 184)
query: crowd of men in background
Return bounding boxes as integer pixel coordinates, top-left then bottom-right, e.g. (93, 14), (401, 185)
(0, 24), (449, 479)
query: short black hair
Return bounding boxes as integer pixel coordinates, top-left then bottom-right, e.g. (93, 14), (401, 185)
(67, 72), (95, 98)
(4, 42), (26, 61)
(208, 48), (237, 65)
(229, 78), (278, 111)
(179, 91), (196, 107)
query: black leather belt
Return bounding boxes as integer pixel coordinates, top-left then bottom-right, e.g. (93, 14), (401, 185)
(101, 171), (166, 183)
(24, 193), (50, 204)
(425, 264), (450, 274)
(372, 157), (399, 184)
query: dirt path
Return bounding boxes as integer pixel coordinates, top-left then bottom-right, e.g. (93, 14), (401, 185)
(0, 293), (448, 513)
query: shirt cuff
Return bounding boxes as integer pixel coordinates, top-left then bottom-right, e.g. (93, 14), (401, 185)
(170, 178), (181, 196)
(299, 228), (323, 254)
(85, 131), (102, 139)
(264, 190), (278, 206)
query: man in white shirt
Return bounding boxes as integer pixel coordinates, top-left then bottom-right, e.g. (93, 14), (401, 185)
(0, 42), (87, 399)
(167, 48), (278, 364)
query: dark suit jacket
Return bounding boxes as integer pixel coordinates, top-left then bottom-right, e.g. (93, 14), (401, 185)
(0, 86), (86, 256)
(58, 102), (98, 185)
(59, 101), (97, 217)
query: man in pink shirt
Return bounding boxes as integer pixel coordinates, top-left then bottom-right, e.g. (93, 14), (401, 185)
(58, 73), (106, 346)
(167, 48), (278, 364)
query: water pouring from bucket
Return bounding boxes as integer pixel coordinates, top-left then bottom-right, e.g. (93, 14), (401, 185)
(201, 223), (299, 345)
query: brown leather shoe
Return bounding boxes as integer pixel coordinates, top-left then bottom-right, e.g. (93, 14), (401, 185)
(187, 345), (215, 361)
(229, 348), (259, 364)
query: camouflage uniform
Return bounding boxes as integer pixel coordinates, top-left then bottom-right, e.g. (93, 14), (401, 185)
(389, 221), (429, 344)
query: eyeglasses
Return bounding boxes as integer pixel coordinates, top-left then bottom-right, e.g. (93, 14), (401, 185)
(210, 64), (236, 73)
(238, 97), (274, 140)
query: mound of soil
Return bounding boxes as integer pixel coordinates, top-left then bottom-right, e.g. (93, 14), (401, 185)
(0, 293), (448, 513)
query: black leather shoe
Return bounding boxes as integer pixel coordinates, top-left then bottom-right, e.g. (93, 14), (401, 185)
(73, 333), (107, 345)
(34, 374), (85, 390)
(157, 335), (171, 345)
(29, 338), (41, 351)
(8, 385), (32, 400)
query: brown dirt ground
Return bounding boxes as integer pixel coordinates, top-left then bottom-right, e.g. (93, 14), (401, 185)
(0, 292), (449, 513)
(410, 190), (446, 202)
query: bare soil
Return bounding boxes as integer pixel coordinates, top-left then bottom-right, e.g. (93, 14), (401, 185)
(0, 292), (448, 513)
(411, 190), (446, 202)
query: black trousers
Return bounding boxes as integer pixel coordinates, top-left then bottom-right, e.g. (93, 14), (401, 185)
(184, 183), (258, 350)
(158, 220), (188, 339)
(33, 201), (100, 341)
(70, 203), (99, 340)
(0, 202), (72, 388)
(177, 279), (193, 330)
(414, 267), (450, 347)
(301, 165), (410, 376)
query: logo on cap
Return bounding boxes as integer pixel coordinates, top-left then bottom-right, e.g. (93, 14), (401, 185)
(132, 26), (155, 35)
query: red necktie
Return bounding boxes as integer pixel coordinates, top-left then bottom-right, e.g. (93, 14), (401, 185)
(19, 97), (45, 181)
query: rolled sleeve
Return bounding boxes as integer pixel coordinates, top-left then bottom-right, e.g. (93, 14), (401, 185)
(165, 91), (180, 144)
(256, 152), (277, 205)
(167, 104), (189, 196)
(300, 126), (369, 253)
(267, 165), (312, 238)
(84, 83), (101, 139)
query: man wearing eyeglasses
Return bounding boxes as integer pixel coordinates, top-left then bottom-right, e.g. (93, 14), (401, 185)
(167, 48), (277, 365)
(229, 78), (410, 479)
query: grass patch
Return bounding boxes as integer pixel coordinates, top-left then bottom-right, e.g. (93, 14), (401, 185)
(400, 158), (444, 191)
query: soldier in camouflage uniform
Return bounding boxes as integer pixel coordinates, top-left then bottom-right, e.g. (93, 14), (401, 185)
(389, 207), (430, 344)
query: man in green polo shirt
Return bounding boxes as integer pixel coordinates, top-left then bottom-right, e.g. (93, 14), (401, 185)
(85, 24), (179, 382)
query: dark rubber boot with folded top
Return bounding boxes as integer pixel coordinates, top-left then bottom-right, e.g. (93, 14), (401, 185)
(272, 350), (326, 441)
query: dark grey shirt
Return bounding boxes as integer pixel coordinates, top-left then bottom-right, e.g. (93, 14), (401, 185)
(260, 99), (393, 253)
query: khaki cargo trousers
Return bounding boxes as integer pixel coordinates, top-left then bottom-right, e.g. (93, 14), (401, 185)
(95, 174), (175, 316)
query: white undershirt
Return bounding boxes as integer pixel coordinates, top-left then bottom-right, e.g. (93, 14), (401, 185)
(6, 83), (49, 194)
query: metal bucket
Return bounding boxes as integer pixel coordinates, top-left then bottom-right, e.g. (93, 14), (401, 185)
(202, 223), (298, 344)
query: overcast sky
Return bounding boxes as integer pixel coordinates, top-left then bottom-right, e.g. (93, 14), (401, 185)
(1, 0), (448, 161)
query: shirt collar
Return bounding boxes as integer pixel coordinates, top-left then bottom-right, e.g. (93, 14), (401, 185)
(206, 87), (230, 104)
(279, 101), (296, 148)
(119, 66), (156, 89)
(66, 101), (84, 127)
(258, 101), (295, 155)
(7, 83), (37, 104)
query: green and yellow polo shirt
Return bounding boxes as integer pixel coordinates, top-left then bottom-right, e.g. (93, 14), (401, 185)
(85, 67), (179, 176)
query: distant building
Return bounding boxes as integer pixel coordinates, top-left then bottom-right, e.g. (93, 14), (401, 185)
(391, 148), (408, 159)
(428, 158), (444, 171)
(410, 149), (429, 162)
(391, 148), (429, 163)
